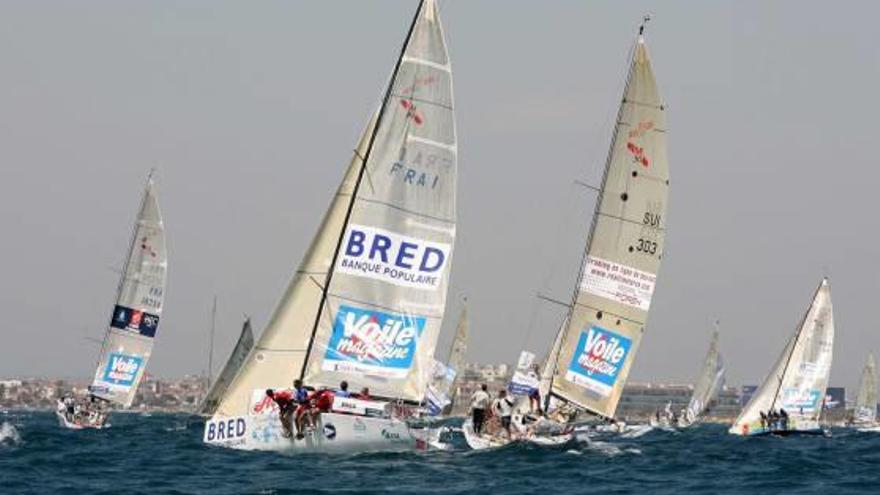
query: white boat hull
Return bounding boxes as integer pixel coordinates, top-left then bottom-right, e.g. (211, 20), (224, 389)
(461, 417), (572, 450)
(55, 400), (109, 430)
(204, 411), (422, 453)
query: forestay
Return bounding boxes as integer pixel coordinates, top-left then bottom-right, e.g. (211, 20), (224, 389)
(213, 0), (455, 417)
(545, 31), (670, 418)
(684, 326), (725, 425)
(855, 353), (877, 424)
(90, 177), (167, 408)
(730, 279), (834, 435)
(199, 318), (255, 416)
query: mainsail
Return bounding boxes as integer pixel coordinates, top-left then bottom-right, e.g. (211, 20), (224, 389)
(90, 176), (167, 408)
(213, 0), (456, 418)
(729, 278), (834, 435)
(854, 353), (877, 425)
(544, 24), (670, 419)
(199, 318), (255, 416)
(683, 325), (725, 425)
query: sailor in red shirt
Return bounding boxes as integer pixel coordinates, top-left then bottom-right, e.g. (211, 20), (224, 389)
(265, 388), (296, 438)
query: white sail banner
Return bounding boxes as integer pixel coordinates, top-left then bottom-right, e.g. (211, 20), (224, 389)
(580, 256), (656, 311)
(302, 0), (456, 403)
(90, 179), (166, 407)
(547, 37), (669, 418)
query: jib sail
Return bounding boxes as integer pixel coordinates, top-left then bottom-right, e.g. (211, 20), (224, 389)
(90, 175), (167, 408)
(213, 0), (455, 417)
(544, 25), (670, 419)
(730, 278), (834, 435)
(199, 318), (255, 416)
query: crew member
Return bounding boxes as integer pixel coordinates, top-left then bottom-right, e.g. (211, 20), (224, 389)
(336, 381), (351, 398)
(470, 384), (490, 436)
(265, 388), (296, 438)
(493, 389), (515, 438)
(293, 379), (312, 439)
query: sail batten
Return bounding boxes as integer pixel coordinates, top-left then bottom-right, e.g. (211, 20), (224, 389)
(545, 31), (669, 419)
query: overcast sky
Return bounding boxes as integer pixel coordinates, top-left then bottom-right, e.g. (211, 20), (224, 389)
(2, 1), (879, 393)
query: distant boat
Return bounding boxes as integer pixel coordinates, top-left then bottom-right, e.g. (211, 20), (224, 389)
(204, 0), (458, 453)
(729, 278), (834, 436)
(197, 317), (255, 417)
(677, 323), (725, 428)
(852, 353), (879, 431)
(56, 173), (167, 429)
(464, 17), (671, 448)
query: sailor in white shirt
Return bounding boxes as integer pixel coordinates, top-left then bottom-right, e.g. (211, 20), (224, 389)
(470, 384), (490, 436)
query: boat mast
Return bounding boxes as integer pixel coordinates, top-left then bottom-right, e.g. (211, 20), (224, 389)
(299, 0), (428, 379)
(545, 16), (649, 417)
(207, 295), (217, 382)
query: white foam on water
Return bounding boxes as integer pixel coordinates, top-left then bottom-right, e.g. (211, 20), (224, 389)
(0, 422), (22, 446)
(621, 424), (654, 439)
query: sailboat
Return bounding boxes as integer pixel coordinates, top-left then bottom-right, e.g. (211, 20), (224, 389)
(425, 301), (468, 416)
(729, 278), (834, 436)
(56, 174), (167, 429)
(204, 0), (457, 452)
(198, 317), (255, 417)
(677, 324), (725, 427)
(852, 354), (879, 431)
(463, 18), (670, 448)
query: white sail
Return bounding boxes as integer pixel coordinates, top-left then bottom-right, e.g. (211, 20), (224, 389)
(213, 0), (455, 419)
(443, 304), (468, 399)
(89, 176), (167, 408)
(682, 326), (725, 425)
(854, 353), (877, 425)
(730, 279), (834, 435)
(199, 318), (255, 416)
(300, 0), (456, 403)
(545, 29), (670, 418)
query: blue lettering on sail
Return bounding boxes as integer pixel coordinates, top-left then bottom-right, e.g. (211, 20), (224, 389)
(322, 305), (426, 379)
(338, 225), (450, 291)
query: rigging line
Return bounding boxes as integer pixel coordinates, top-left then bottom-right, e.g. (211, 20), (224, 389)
(547, 30), (643, 414)
(298, 0), (428, 380)
(355, 197), (455, 224)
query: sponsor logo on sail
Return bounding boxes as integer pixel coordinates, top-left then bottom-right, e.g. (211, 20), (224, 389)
(565, 326), (631, 397)
(626, 120), (653, 168)
(111, 304), (160, 337)
(322, 305), (426, 379)
(101, 352), (143, 388)
(581, 257), (656, 311)
(780, 388), (822, 413)
(338, 225), (450, 291)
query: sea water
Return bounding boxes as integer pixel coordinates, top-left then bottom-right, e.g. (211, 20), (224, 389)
(1, 411), (879, 494)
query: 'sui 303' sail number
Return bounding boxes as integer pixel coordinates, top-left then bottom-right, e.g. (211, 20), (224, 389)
(636, 238), (658, 255)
